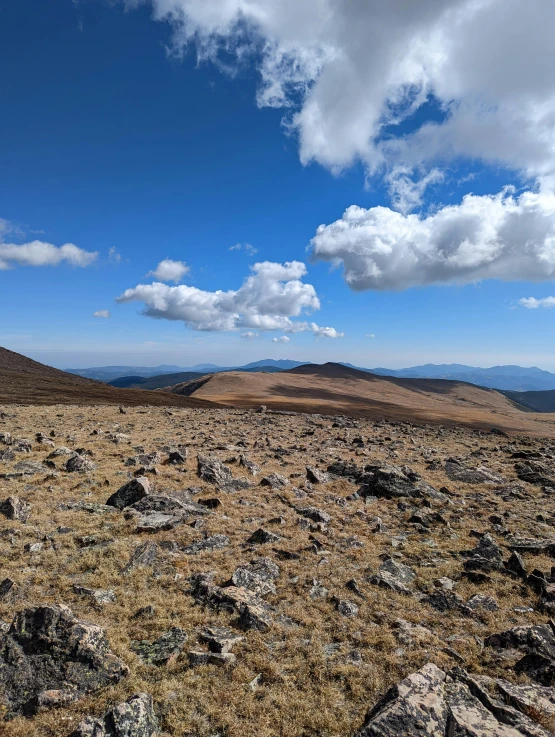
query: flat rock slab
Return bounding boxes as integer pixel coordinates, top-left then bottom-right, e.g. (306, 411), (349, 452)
(131, 627), (187, 666)
(107, 477), (150, 510)
(0, 604), (128, 716)
(445, 459), (505, 484)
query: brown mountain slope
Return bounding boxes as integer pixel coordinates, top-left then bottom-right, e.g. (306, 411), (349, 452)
(0, 346), (216, 409)
(168, 362), (555, 435)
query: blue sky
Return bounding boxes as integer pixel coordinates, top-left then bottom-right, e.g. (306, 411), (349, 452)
(1, 0), (555, 369)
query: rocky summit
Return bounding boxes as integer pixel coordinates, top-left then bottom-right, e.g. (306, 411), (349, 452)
(1, 403), (555, 736)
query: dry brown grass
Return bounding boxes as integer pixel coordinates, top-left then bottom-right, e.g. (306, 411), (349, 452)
(1, 403), (554, 736)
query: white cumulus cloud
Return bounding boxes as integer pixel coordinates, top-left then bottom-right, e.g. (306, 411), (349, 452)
(0, 238), (98, 270)
(519, 297), (555, 309)
(272, 335), (290, 343)
(93, 310), (110, 318)
(148, 258), (190, 283)
(310, 189), (555, 290)
(311, 323), (344, 339)
(117, 260), (341, 336)
(127, 0), (555, 210)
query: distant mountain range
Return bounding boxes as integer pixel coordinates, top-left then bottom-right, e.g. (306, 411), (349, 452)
(66, 359), (555, 393)
(66, 359), (309, 382)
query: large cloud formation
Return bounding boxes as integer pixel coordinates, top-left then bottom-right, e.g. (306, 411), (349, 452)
(117, 260), (342, 336)
(310, 189), (555, 290)
(126, 0), (555, 211)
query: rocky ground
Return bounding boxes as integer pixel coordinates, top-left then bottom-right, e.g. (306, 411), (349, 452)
(1, 403), (555, 736)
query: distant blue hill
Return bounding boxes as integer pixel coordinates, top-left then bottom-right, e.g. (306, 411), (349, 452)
(67, 359), (555, 392)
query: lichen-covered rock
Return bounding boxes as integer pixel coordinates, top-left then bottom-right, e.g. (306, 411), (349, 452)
(131, 627), (187, 666)
(183, 534), (230, 555)
(0, 604), (128, 716)
(306, 466), (329, 484)
(370, 559), (416, 596)
(65, 454), (97, 473)
(485, 624), (555, 685)
(197, 455), (233, 485)
(120, 541), (158, 574)
(69, 693), (159, 737)
(0, 495), (31, 522)
(106, 477), (150, 509)
(445, 459), (505, 484)
(355, 663), (449, 736)
(355, 663), (553, 736)
(464, 533), (504, 573)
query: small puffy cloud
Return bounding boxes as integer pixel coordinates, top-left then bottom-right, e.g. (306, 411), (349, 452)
(230, 243), (258, 255)
(93, 310), (110, 318)
(519, 297), (555, 309)
(311, 323), (344, 338)
(310, 188), (555, 291)
(148, 259), (190, 283)
(109, 247), (122, 264)
(241, 331), (259, 339)
(366, 333), (376, 338)
(117, 261), (341, 337)
(0, 239), (98, 270)
(272, 335), (290, 343)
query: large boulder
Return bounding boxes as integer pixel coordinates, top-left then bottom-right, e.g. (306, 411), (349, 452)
(0, 604), (128, 716)
(69, 693), (159, 737)
(355, 663), (553, 736)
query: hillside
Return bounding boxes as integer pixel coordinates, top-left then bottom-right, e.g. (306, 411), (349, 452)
(0, 346), (215, 409)
(168, 362), (555, 435)
(109, 365), (284, 390)
(503, 388), (555, 413)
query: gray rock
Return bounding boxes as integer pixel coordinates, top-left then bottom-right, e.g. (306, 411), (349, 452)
(106, 477), (150, 510)
(464, 533), (504, 573)
(260, 473), (289, 489)
(120, 542), (158, 574)
(182, 534), (230, 555)
(69, 692), (159, 737)
(188, 650), (236, 667)
(506, 551), (527, 578)
(355, 663), (553, 737)
(371, 559), (416, 596)
(515, 460), (553, 486)
(13, 460), (46, 475)
(136, 512), (185, 533)
(0, 604), (128, 716)
(306, 466), (330, 484)
(131, 627), (187, 666)
(73, 585), (117, 605)
(231, 558), (279, 596)
(296, 506), (331, 525)
(355, 663), (449, 736)
(0, 496), (31, 522)
(197, 455), (233, 485)
(485, 624), (555, 685)
(129, 494), (185, 514)
(239, 455), (260, 476)
(247, 528), (282, 545)
(337, 599), (359, 617)
(199, 626), (244, 654)
(65, 455), (97, 473)
(466, 593), (499, 612)
(445, 459), (505, 484)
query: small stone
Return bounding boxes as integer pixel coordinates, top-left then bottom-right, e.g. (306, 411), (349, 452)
(337, 599), (359, 617)
(70, 692), (158, 737)
(466, 593), (499, 612)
